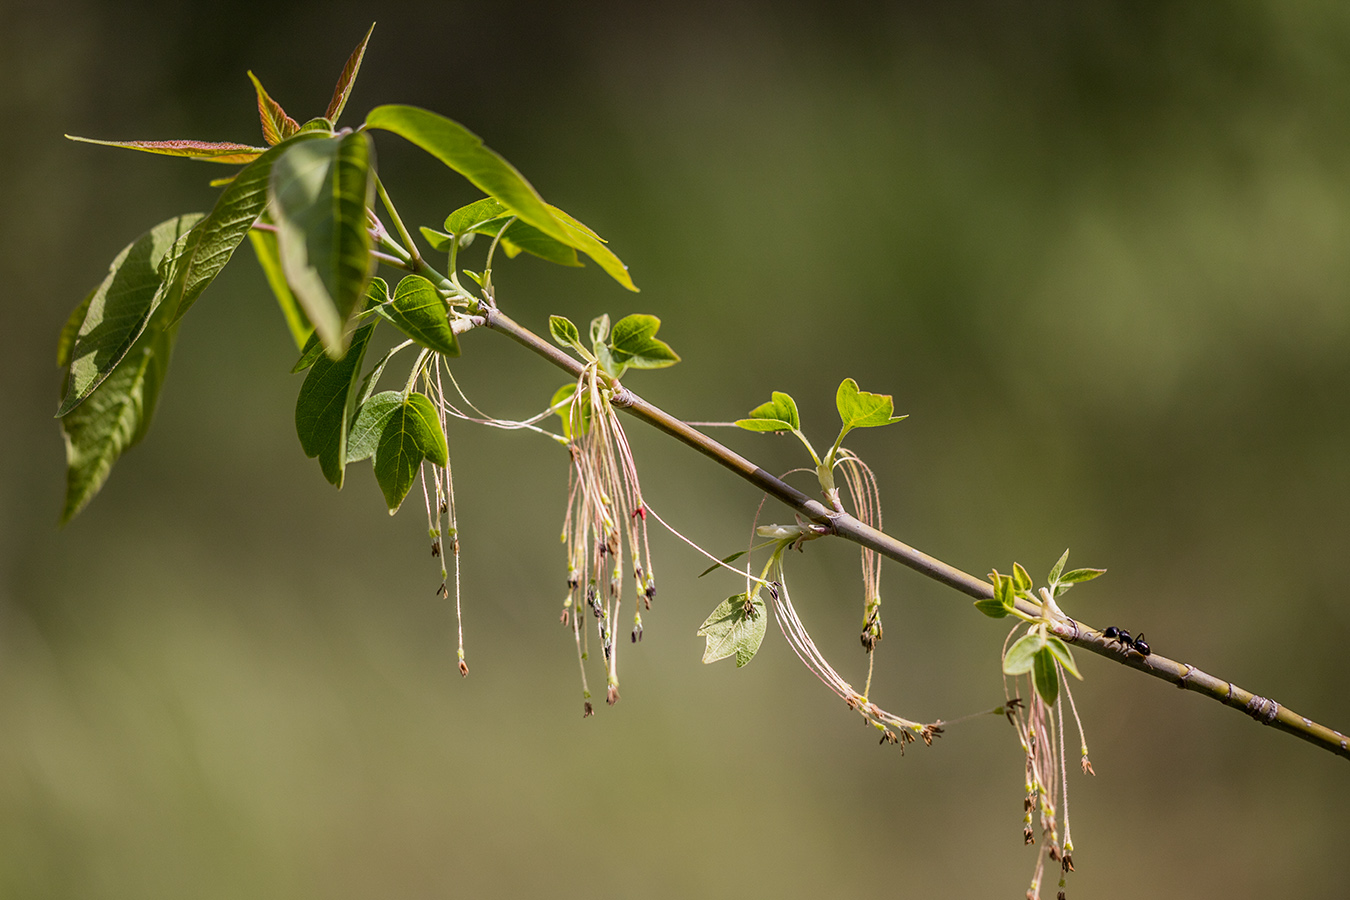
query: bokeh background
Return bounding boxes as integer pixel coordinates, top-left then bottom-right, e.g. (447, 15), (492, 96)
(3, 1), (1349, 897)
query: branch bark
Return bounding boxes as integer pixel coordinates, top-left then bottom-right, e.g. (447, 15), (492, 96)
(483, 307), (1350, 762)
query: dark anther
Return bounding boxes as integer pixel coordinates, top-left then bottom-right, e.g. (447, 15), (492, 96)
(583, 701), (595, 718)
(439, 500), (448, 516)
(1058, 892), (1067, 900)
(437, 583), (449, 598)
(1024, 826), (1035, 845)
(458, 660), (469, 677)
(606, 685), (620, 706)
(431, 539), (441, 557)
(560, 609), (570, 626)
(631, 623), (643, 643)
(1061, 853), (1074, 873)
(1048, 846), (1060, 862)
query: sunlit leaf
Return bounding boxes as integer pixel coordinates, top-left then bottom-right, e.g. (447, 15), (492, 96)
(1060, 567), (1106, 585)
(973, 598), (1011, 618)
(444, 197), (508, 235)
(161, 133), (329, 328)
(1003, 631), (1046, 676)
(247, 71), (300, 146)
(1047, 549), (1071, 586)
(1045, 636), (1083, 680)
(247, 227), (311, 350)
(64, 135), (267, 164)
(549, 382), (591, 440)
(325, 23), (376, 122)
(697, 593), (768, 667)
(549, 315), (582, 349)
(735, 391), (800, 433)
(546, 204), (637, 291)
(835, 378), (907, 439)
(470, 215), (581, 267)
(1013, 562), (1033, 594)
(56, 214), (203, 416)
(294, 323), (374, 487)
(386, 274), (458, 356)
(270, 132), (376, 358)
(608, 313), (678, 369)
(365, 105), (571, 242)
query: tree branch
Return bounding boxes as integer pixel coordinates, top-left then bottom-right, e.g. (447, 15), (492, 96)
(482, 308), (1350, 761)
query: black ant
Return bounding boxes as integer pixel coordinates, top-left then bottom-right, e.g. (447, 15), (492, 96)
(1102, 626), (1150, 657)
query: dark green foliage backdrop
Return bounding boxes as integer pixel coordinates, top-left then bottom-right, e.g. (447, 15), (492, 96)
(2, 1), (1348, 896)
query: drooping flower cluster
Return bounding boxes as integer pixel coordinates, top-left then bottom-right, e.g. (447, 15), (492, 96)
(558, 366), (656, 714)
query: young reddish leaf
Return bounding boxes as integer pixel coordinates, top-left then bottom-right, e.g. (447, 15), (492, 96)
(325, 22), (376, 123)
(64, 135), (266, 164)
(248, 71), (300, 146)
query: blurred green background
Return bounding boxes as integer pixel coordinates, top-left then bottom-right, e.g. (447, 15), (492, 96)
(3, 1), (1349, 896)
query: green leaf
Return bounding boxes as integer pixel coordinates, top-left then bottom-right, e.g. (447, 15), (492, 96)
(371, 393), (449, 514)
(973, 598), (1011, 618)
(1044, 636), (1083, 680)
(56, 214), (203, 417)
(697, 593), (768, 667)
(1060, 567), (1106, 585)
(735, 391), (800, 433)
(419, 226), (454, 252)
(60, 322), (176, 525)
(1002, 631), (1046, 676)
(444, 197), (508, 235)
(364, 105), (573, 245)
(159, 132), (330, 330)
(1032, 649), (1060, 706)
(1047, 549), (1071, 586)
(385, 274), (458, 356)
(294, 323), (374, 487)
(698, 550), (748, 578)
(247, 71), (299, 146)
(347, 390), (401, 463)
(324, 23), (375, 123)
(835, 378), (907, 439)
(546, 204), (638, 292)
(1013, 562), (1033, 594)
(64, 135), (266, 164)
(270, 131), (376, 358)
(549, 315), (582, 349)
(994, 572), (1016, 608)
(470, 215), (581, 267)
(247, 227), (311, 351)
(589, 314), (611, 347)
(550, 382), (591, 440)
(608, 314), (679, 369)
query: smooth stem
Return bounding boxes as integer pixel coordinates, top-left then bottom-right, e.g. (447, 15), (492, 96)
(479, 307), (1350, 762)
(375, 175), (422, 265)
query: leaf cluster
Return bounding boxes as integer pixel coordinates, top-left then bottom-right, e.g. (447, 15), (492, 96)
(54, 24), (642, 523)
